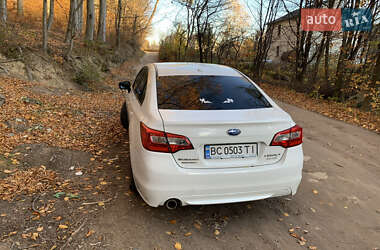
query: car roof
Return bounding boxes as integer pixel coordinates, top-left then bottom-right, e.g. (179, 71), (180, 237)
(153, 63), (242, 77)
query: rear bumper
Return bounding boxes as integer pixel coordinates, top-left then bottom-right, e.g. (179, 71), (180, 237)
(131, 145), (303, 207)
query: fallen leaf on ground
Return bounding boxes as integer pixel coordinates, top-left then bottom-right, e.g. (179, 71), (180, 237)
(312, 189), (319, 194)
(309, 246), (317, 250)
(31, 232), (38, 240)
(169, 219), (177, 224)
(194, 223), (201, 230)
(0, 168), (59, 201)
(58, 224), (68, 229)
(86, 230), (95, 237)
(174, 242), (182, 250)
(22, 233), (31, 239)
(37, 226), (43, 232)
(214, 229), (220, 236)
(98, 201), (105, 206)
(184, 232), (192, 237)
(299, 240), (306, 246)
(290, 232), (298, 238)
(8, 231), (17, 236)
(283, 212), (289, 217)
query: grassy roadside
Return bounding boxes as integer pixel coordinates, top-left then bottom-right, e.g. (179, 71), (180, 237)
(259, 82), (380, 134)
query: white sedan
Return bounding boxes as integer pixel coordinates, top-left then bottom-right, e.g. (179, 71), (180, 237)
(119, 63), (303, 209)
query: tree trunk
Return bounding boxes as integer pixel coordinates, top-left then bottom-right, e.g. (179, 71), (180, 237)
(42, 0), (48, 52)
(76, 0), (83, 34)
(335, 31), (349, 96)
(47, 0), (54, 31)
(85, 0), (94, 41)
(65, 0), (77, 43)
(0, 0), (7, 24)
(132, 15), (137, 46)
(145, 0), (159, 29)
(197, 34), (204, 62)
(97, 0), (107, 43)
(115, 0), (122, 49)
(371, 43), (380, 85)
(324, 31), (331, 83)
(17, 0), (23, 16)
(196, 20), (204, 63)
(311, 33), (326, 84)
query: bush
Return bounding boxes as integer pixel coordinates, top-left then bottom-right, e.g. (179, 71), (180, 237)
(74, 63), (101, 86)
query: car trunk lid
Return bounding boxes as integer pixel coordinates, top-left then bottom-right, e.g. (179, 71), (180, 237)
(159, 108), (293, 169)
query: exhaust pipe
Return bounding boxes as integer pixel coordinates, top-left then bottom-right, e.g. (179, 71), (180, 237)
(164, 199), (181, 210)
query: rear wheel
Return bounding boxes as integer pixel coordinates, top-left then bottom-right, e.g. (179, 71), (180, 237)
(120, 102), (128, 130)
(129, 174), (137, 192)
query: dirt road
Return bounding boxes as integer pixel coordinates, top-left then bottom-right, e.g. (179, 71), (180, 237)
(90, 52), (380, 250)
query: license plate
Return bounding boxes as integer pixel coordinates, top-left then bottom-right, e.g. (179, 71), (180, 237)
(204, 143), (258, 159)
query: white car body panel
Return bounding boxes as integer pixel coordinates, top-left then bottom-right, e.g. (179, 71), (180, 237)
(155, 63), (242, 77)
(159, 108), (292, 169)
(123, 62), (304, 207)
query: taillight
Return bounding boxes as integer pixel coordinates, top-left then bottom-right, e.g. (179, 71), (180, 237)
(140, 122), (194, 153)
(270, 125), (303, 148)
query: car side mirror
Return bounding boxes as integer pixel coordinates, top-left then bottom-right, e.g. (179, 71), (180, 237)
(119, 81), (131, 93)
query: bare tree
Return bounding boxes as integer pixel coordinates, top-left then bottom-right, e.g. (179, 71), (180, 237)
(17, 0), (23, 16)
(65, 0), (85, 58)
(371, 43), (380, 86)
(76, 0), (83, 34)
(97, 0), (107, 42)
(335, 0), (377, 97)
(279, 0), (324, 85)
(195, 0), (229, 62)
(65, 0), (76, 43)
(85, 0), (95, 41)
(247, 0), (280, 80)
(47, 0), (54, 31)
(115, 0), (123, 49)
(174, 0), (228, 61)
(145, 0), (159, 30)
(43, 0), (48, 52)
(0, 0), (7, 24)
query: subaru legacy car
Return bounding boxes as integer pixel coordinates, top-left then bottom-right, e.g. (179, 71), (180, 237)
(119, 63), (303, 209)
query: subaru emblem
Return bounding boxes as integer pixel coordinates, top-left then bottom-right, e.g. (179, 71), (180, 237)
(227, 129), (241, 136)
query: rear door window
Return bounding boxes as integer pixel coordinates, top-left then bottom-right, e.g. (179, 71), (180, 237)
(156, 75), (272, 110)
(133, 67), (148, 104)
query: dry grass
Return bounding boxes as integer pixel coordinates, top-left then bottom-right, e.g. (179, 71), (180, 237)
(259, 82), (380, 134)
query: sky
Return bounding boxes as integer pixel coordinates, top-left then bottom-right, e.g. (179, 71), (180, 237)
(146, 0), (180, 45)
(145, 0), (289, 45)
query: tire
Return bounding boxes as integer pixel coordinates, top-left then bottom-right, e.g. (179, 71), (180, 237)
(120, 102), (129, 130)
(129, 174), (137, 192)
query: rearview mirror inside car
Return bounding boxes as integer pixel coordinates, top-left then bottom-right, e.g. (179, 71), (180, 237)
(119, 81), (131, 93)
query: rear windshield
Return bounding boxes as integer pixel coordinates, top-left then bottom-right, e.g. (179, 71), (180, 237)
(156, 75), (272, 110)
